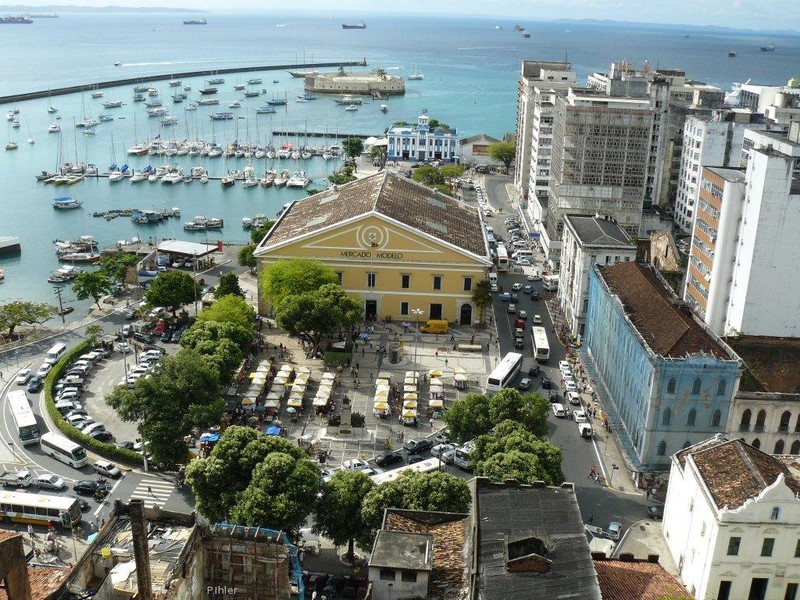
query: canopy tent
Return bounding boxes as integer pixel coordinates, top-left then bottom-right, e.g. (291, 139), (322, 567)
(288, 392), (304, 403)
(430, 377), (443, 387)
(251, 375), (267, 386)
(430, 385), (444, 393)
(273, 375), (288, 386)
(378, 372), (393, 381)
(266, 391), (282, 402)
(454, 373), (468, 382)
(241, 397), (256, 406)
(403, 392), (418, 401)
(402, 409), (417, 418)
(321, 372), (336, 381)
(404, 385), (417, 394)
(405, 371), (418, 379)
(266, 426), (282, 436)
(199, 432), (220, 443)
(373, 401), (389, 411)
(279, 364), (293, 373)
(263, 398), (281, 409)
(428, 368), (442, 377)
(296, 366), (311, 376)
(374, 388), (389, 397)
(270, 384), (286, 396)
(403, 400), (418, 409)
(313, 396), (329, 407)
(375, 378), (390, 388)
(403, 378), (417, 388)
(294, 373), (309, 384)
(429, 398), (444, 408)
(453, 366), (466, 374)
(287, 397), (303, 408)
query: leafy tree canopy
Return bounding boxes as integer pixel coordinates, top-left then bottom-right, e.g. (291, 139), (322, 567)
(275, 283), (362, 349)
(412, 165), (445, 187)
(0, 301), (58, 338)
(442, 392), (492, 445)
(342, 137), (364, 160)
(145, 270), (200, 316)
(250, 221), (275, 245)
(72, 271), (113, 308)
(259, 258), (338, 311)
(238, 243), (257, 270)
(471, 280), (493, 323)
(196, 293), (255, 332)
(99, 252), (139, 285)
(314, 470), (376, 559)
(328, 163), (357, 185)
(487, 141), (516, 173)
(181, 319), (253, 353)
(214, 272), (245, 299)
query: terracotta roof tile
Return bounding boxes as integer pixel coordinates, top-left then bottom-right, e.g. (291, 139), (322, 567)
(258, 171), (487, 257)
(598, 262), (729, 359)
(0, 565), (70, 600)
(594, 558), (693, 600)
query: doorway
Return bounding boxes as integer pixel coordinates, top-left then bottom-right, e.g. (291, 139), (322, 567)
(749, 578), (769, 600)
(718, 581), (732, 600)
(429, 303), (443, 320)
(459, 304), (473, 326)
(365, 300), (377, 321)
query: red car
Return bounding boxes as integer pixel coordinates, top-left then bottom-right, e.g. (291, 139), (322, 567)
(152, 319), (169, 336)
(515, 318), (526, 329)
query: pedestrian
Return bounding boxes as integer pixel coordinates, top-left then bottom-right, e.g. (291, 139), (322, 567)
(470, 335), (475, 344)
(148, 486), (153, 496)
(0, 371), (3, 381)
(28, 524), (34, 539)
(646, 488), (650, 499)
(651, 487), (657, 499)
(588, 514), (594, 524)
(450, 333), (455, 342)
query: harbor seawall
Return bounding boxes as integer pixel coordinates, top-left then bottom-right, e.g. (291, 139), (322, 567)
(0, 59), (368, 105)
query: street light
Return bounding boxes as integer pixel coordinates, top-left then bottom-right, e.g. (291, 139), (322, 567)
(410, 308), (424, 370)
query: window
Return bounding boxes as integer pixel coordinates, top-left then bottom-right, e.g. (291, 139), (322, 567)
(753, 438), (761, 450)
(463, 277), (473, 292)
(792, 441), (800, 455)
(687, 408), (697, 427)
(785, 583), (798, 600)
(775, 440), (785, 455)
(367, 272), (376, 288)
(741, 409), (752, 431)
(336, 271), (343, 285)
(667, 377), (676, 394)
(692, 378), (702, 395)
(662, 408), (672, 426)
(433, 275), (442, 290)
(712, 409), (722, 427)
(771, 507), (781, 521)
(727, 536), (741, 556)
(780, 411), (792, 433)
(718, 581), (732, 600)
(762, 538), (775, 557)
(717, 378), (727, 396)
(401, 571), (418, 583)
(401, 274), (410, 289)
(657, 441), (667, 456)
(380, 569), (396, 581)
(794, 539), (800, 558)
(400, 302), (409, 316)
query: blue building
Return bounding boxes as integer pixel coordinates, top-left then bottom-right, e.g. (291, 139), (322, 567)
(582, 261), (741, 474)
(387, 114), (459, 163)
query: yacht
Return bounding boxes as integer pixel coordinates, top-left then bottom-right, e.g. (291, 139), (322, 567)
(48, 123), (61, 133)
(286, 171), (311, 188)
(52, 196), (82, 209)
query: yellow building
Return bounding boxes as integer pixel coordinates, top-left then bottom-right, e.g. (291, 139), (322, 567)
(254, 171), (491, 325)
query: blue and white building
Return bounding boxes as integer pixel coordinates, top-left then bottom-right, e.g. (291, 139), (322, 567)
(582, 261), (742, 474)
(387, 115), (459, 162)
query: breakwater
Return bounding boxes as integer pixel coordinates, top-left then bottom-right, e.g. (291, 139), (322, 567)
(0, 59), (368, 105)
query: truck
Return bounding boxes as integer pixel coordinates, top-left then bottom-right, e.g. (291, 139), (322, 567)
(419, 319), (448, 334)
(0, 469), (34, 488)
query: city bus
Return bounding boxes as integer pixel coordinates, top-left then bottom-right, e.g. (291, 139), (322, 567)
(40, 432), (88, 469)
(8, 390), (40, 446)
(453, 440), (476, 471)
(370, 458), (442, 485)
(532, 326), (551, 362)
(542, 274), (559, 291)
(497, 244), (509, 272)
(486, 352), (523, 393)
(0, 489), (82, 528)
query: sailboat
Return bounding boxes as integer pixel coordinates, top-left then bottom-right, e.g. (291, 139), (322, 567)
(407, 66), (424, 81)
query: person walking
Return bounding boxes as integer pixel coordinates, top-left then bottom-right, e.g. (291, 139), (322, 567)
(588, 514), (594, 524)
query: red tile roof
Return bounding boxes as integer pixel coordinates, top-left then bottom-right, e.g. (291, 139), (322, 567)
(594, 558), (693, 600)
(598, 262), (730, 359)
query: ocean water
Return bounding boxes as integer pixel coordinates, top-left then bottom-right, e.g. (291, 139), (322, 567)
(0, 11), (798, 306)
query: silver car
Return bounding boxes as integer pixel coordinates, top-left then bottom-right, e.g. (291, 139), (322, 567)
(37, 473), (66, 491)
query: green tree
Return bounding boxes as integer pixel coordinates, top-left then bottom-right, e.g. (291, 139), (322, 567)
(480, 449), (547, 485)
(369, 144), (387, 169)
(489, 388), (550, 438)
(72, 271), (113, 309)
(84, 324), (104, 346)
(359, 471), (471, 548)
(342, 137), (364, 161)
(443, 392), (493, 444)
(106, 350), (223, 467)
(275, 283), (362, 350)
(215, 272), (244, 299)
(181, 319), (253, 354)
(328, 163), (357, 185)
(185, 426), (306, 523)
(145, 270), (201, 316)
(99, 252), (139, 286)
(412, 165), (445, 187)
(238, 243), (257, 271)
(250, 221), (275, 245)
(487, 141), (516, 173)
(0, 301), (58, 338)
(259, 258), (338, 311)
(197, 294), (255, 331)
(314, 470), (376, 561)
(231, 453), (321, 533)
(471, 280), (493, 325)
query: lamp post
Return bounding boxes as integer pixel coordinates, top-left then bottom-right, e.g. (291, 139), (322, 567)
(410, 308), (424, 370)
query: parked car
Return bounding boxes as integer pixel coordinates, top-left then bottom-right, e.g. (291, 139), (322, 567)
(73, 480), (108, 496)
(518, 377), (532, 391)
(116, 441), (135, 451)
(117, 342), (133, 354)
(37, 473), (66, 491)
(528, 365), (541, 377)
(14, 368), (32, 385)
(27, 377), (42, 393)
(566, 391), (582, 406)
(123, 308), (138, 320)
(375, 451), (404, 467)
(523, 285), (533, 294)
(90, 430), (114, 443)
(431, 443), (455, 458)
(490, 283), (498, 292)
(541, 377), (553, 389)
(527, 270), (542, 281)
(607, 522), (622, 540)
(647, 505), (664, 520)
(403, 438), (433, 455)
(133, 332), (154, 345)
(121, 324), (132, 337)
(93, 460), (122, 479)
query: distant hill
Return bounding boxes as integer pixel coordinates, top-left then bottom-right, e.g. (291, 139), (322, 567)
(553, 18), (798, 36)
(0, 4), (205, 13)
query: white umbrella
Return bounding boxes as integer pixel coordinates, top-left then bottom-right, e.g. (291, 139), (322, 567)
(454, 373), (468, 382)
(453, 366), (467, 374)
(286, 397), (302, 408)
(430, 377), (443, 386)
(429, 399), (444, 408)
(403, 392), (418, 401)
(322, 372), (336, 381)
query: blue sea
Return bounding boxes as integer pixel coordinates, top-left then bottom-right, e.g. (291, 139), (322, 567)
(0, 11), (798, 309)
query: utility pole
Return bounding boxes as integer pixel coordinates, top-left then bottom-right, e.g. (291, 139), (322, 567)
(53, 286), (66, 324)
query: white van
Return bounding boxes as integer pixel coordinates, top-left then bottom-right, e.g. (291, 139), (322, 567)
(551, 403), (566, 418)
(488, 272), (498, 285)
(44, 343), (68, 365)
(513, 250), (534, 261)
(486, 226), (494, 235)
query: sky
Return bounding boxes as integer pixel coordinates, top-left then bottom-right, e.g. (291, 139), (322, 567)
(6, 0), (800, 31)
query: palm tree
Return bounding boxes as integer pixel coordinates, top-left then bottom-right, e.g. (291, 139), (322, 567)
(472, 280), (493, 325)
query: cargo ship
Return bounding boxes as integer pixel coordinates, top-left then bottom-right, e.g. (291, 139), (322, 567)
(342, 21), (366, 29)
(183, 18), (207, 25)
(0, 15), (34, 24)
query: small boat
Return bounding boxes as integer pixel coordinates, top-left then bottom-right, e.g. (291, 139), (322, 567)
(197, 98), (219, 106)
(58, 252), (100, 263)
(53, 196), (82, 209)
(47, 106), (58, 113)
(101, 100), (124, 108)
(108, 171), (124, 183)
(220, 175), (235, 187)
(407, 68), (424, 81)
(286, 170), (310, 188)
(247, 78), (263, 85)
(47, 265), (82, 283)
(199, 87), (218, 95)
(256, 106), (277, 114)
(91, 91), (104, 98)
(210, 112), (234, 120)
(288, 70), (319, 78)
(130, 170), (149, 183)
(345, 104), (358, 111)
(266, 98), (287, 106)
(521, 29), (530, 38)
(761, 43), (776, 52)
(728, 50), (737, 57)
(228, 101), (241, 109)
(207, 77), (225, 85)
(114, 61), (122, 67)
(169, 79), (182, 87)
(48, 123), (61, 133)
(183, 18), (207, 25)
(5, 141), (17, 150)
(98, 114), (114, 122)
(186, 102), (198, 111)
(244, 90), (261, 98)
(380, 104), (388, 112)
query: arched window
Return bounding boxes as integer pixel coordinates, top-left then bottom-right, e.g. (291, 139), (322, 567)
(667, 377), (676, 394)
(687, 408), (697, 427)
(717, 378), (727, 396)
(711, 409), (722, 427)
(771, 507), (781, 520)
(740, 409), (752, 431)
(791, 440), (800, 455)
(780, 411), (791, 432)
(774, 440), (785, 455)
(657, 441), (667, 456)
(691, 378), (702, 395)
(756, 410), (767, 431)
(795, 414), (800, 433)
(662, 408), (672, 426)
(752, 439), (761, 450)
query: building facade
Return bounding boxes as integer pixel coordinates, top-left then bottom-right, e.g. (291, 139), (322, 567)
(386, 114), (459, 163)
(460, 133), (501, 167)
(582, 262), (741, 473)
(254, 172), (491, 324)
(558, 215), (636, 338)
(664, 436), (800, 600)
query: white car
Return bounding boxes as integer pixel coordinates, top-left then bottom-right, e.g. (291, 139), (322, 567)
(490, 283), (499, 292)
(15, 368), (32, 385)
(519, 310), (528, 319)
(341, 458), (371, 472)
(511, 282), (523, 291)
(36, 473), (66, 491)
(567, 391), (581, 406)
(564, 380), (578, 392)
(82, 422), (107, 436)
(117, 342), (133, 354)
(607, 521), (622, 540)
(431, 443), (455, 458)
(573, 410), (587, 423)
(527, 270), (542, 281)
(532, 314), (542, 324)
(558, 361), (571, 371)
(93, 460), (122, 478)
(36, 363), (53, 378)
(516, 258), (532, 267)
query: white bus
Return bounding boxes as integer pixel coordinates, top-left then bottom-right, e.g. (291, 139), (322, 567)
(0, 489), (82, 528)
(8, 390), (40, 446)
(486, 352), (523, 393)
(542, 275), (559, 292)
(453, 440), (476, 471)
(497, 245), (509, 272)
(532, 326), (551, 362)
(44, 342), (68, 365)
(370, 458), (442, 485)
(40, 432), (88, 469)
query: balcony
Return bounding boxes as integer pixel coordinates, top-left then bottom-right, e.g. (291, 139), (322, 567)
(738, 425), (750, 433)
(753, 425), (765, 433)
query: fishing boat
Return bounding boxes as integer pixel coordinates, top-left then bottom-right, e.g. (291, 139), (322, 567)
(247, 78), (263, 85)
(197, 98), (219, 106)
(52, 196), (82, 209)
(58, 252), (100, 264)
(207, 78), (225, 85)
(5, 141), (18, 150)
(183, 18), (207, 25)
(220, 174), (235, 187)
(210, 112), (234, 120)
(244, 90), (261, 98)
(407, 67), (424, 81)
(47, 265), (82, 283)
(266, 97), (287, 106)
(229, 101), (242, 108)
(761, 43), (776, 52)
(47, 105), (58, 114)
(169, 79), (182, 87)
(91, 91), (104, 99)
(342, 20), (366, 29)
(199, 87), (218, 95)
(728, 50), (737, 57)
(345, 104), (358, 111)
(101, 100), (124, 108)
(380, 104), (388, 112)
(288, 70), (319, 78)
(256, 106), (276, 114)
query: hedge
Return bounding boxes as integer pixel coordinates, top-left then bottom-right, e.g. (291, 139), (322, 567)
(44, 341), (144, 467)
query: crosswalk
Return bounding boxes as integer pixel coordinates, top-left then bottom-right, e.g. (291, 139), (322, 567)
(129, 478), (173, 508)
